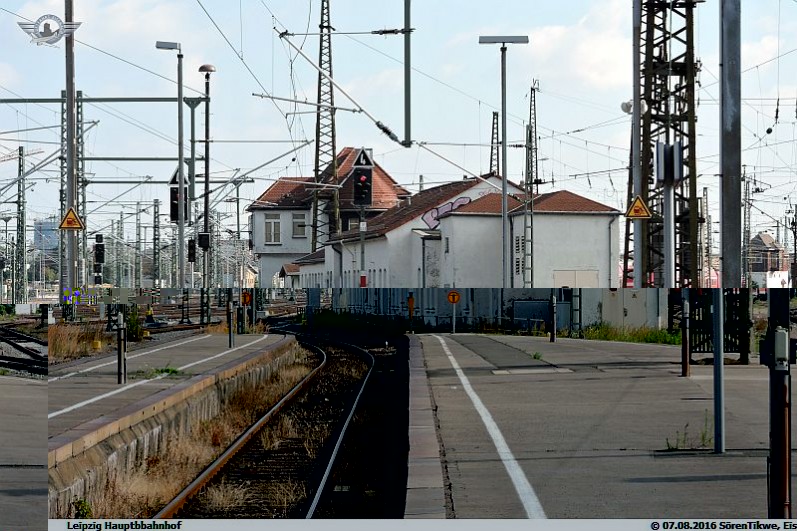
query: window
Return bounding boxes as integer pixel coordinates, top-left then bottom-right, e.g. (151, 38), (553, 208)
(292, 213), (306, 238)
(264, 214), (280, 244)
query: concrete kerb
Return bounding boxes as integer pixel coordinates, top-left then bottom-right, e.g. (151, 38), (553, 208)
(405, 334), (446, 519)
(48, 335), (302, 517)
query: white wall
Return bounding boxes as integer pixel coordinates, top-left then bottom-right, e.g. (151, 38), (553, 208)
(438, 215), (500, 287)
(251, 209), (312, 255)
(512, 213), (619, 288)
(435, 212), (619, 288)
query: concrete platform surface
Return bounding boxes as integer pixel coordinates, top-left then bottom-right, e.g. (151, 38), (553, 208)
(0, 376), (46, 531)
(48, 333), (283, 440)
(419, 333), (794, 519)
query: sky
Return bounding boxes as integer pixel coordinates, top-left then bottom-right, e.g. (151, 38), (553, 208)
(0, 0), (796, 256)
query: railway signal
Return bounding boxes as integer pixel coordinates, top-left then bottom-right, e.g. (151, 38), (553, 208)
(187, 238), (196, 263)
(352, 167), (373, 206)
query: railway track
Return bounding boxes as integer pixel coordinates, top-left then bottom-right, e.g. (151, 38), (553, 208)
(155, 335), (373, 519)
(0, 325), (48, 375)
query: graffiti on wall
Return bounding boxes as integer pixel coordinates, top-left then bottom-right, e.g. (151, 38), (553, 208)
(421, 197), (472, 229)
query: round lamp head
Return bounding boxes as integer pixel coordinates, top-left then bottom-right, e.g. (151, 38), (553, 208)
(199, 64), (216, 73)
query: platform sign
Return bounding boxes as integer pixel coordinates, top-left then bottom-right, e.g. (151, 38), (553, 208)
(625, 195), (653, 219)
(242, 291), (252, 306)
(447, 290), (460, 304)
(59, 207), (85, 230)
(448, 290), (460, 334)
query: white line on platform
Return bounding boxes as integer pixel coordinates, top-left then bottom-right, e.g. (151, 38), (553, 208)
(47, 335), (270, 420)
(433, 334), (547, 519)
(49, 334), (212, 382)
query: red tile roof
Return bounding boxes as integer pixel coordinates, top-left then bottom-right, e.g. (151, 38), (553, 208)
(247, 177), (314, 211)
(247, 147), (410, 212)
(279, 263), (300, 276)
(328, 177), (484, 242)
(533, 190), (619, 213)
(441, 190), (619, 217)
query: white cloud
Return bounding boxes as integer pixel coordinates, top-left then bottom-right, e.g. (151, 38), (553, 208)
(522, 0), (631, 92)
(341, 67), (403, 101)
(0, 63), (21, 89)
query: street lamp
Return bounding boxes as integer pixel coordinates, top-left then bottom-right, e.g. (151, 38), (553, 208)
(479, 35), (529, 289)
(199, 63), (216, 325)
(155, 40), (186, 291)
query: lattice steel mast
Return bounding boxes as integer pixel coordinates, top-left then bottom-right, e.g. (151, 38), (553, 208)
(623, 0), (701, 287)
(522, 81), (540, 287)
(311, 0), (338, 251)
(489, 111), (499, 176)
(15, 147), (27, 303)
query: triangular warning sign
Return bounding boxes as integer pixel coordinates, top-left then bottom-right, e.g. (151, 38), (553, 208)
(59, 207), (85, 230)
(353, 147), (374, 168)
(625, 195), (652, 219)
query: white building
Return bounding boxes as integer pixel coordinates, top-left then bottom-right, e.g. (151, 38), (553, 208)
(437, 191), (621, 287)
(294, 176), (620, 288)
(320, 175), (522, 287)
(247, 147), (409, 287)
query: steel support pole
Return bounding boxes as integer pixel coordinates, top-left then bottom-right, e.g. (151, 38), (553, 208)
(720, 0), (742, 287)
(712, 288), (725, 453)
(403, 0), (411, 146)
(500, 45), (508, 289)
(632, 0), (643, 288)
(65, 0), (78, 297)
(767, 289), (791, 518)
(681, 288), (690, 377)
(203, 72), (212, 325)
(177, 52), (186, 290)
(664, 182), (675, 288)
(359, 206), (366, 288)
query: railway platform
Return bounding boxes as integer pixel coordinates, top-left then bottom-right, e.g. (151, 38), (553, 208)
(0, 375), (47, 530)
(48, 333), (287, 457)
(409, 333), (794, 519)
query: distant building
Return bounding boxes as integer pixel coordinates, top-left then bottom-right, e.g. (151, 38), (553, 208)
(34, 217), (59, 250)
(247, 147), (410, 287)
(748, 232), (787, 288)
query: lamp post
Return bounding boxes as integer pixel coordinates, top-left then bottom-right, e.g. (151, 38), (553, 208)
(155, 40), (186, 290)
(479, 35), (528, 289)
(199, 63), (216, 325)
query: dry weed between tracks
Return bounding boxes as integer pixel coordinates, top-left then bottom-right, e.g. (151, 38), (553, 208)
(90, 350), (315, 518)
(48, 323), (106, 363)
(206, 320), (269, 335)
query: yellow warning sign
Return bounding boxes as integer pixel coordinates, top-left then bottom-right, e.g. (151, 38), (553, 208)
(59, 207), (85, 230)
(625, 195), (653, 219)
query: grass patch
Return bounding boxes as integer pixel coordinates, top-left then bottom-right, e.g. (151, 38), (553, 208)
(583, 322), (681, 345)
(132, 365), (183, 380)
(206, 321), (228, 335)
(665, 410), (713, 450)
(531, 352), (543, 360)
(48, 323), (107, 363)
(0, 368), (9, 376)
(198, 480), (254, 512)
(265, 479), (306, 518)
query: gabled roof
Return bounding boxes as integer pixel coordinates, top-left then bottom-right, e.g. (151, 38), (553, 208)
(328, 177), (484, 242)
(533, 190), (619, 213)
(247, 177), (314, 211)
(441, 190), (620, 217)
(279, 263), (300, 277)
(294, 248), (325, 265)
(246, 147), (410, 212)
(751, 232), (783, 250)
